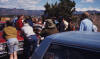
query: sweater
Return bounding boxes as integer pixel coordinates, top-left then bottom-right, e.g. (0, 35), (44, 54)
(3, 26), (17, 40)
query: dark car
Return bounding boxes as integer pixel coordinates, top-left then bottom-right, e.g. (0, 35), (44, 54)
(0, 22), (24, 58)
(32, 31), (100, 59)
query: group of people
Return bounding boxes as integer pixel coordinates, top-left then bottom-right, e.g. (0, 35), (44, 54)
(2, 11), (98, 59)
(3, 16), (42, 59)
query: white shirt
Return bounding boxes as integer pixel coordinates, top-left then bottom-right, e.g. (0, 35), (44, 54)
(63, 20), (69, 30)
(21, 23), (35, 37)
(93, 25), (98, 32)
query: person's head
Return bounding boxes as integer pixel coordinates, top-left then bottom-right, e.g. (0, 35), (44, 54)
(23, 20), (28, 24)
(65, 17), (71, 22)
(81, 12), (90, 19)
(46, 19), (56, 28)
(25, 16), (32, 20)
(58, 16), (63, 22)
(6, 21), (13, 26)
(18, 15), (24, 19)
(25, 16), (29, 19)
(38, 18), (43, 23)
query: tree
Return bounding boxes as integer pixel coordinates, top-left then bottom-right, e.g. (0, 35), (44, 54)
(44, 2), (51, 16)
(58, 0), (75, 18)
(44, 0), (76, 20)
(44, 2), (59, 18)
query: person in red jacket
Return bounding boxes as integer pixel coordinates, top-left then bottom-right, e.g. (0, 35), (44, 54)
(16, 15), (24, 30)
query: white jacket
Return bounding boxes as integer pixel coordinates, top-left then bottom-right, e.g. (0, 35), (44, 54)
(21, 23), (35, 37)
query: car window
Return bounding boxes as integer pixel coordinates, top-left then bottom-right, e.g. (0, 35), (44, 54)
(43, 44), (67, 59)
(43, 44), (100, 59)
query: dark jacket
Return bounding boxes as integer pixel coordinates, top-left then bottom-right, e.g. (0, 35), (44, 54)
(40, 19), (59, 37)
(26, 19), (33, 27)
(58, 21), (65, 32)
(40, 27), (59, 37)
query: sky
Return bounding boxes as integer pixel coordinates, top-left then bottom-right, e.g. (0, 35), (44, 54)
(0, 0), (100, 11)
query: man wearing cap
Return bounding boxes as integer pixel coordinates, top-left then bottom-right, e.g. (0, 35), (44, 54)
(40, 19), (59, 37)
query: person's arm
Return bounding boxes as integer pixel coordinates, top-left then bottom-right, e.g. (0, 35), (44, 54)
(2, 31), (6, 39)
(92, 25), (98, 32)
(79, 21), (84, 31)
(40, 28), (47, 37)
(20, 28), (26, 38)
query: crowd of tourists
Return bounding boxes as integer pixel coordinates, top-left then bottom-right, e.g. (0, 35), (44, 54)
(1, 12), (98, 59)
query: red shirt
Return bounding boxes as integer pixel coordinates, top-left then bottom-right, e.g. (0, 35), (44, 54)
(16, 18), (23, 30)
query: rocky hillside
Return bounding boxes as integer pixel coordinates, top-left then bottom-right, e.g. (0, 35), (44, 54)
(93, 15), (100, 32)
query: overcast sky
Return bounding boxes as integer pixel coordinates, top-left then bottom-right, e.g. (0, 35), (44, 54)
(0, 0), (100, 11)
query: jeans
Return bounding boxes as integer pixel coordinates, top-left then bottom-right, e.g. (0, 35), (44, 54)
(24, 35), (38, 59)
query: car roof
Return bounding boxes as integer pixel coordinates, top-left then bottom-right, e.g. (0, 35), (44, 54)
(32, 31), (100, 59)
(46, 31), (100, 52)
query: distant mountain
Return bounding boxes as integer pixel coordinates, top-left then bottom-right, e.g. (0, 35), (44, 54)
(1, 8), (100, 16)
(73, 11), (83, 15)
(0, 8), (44, 16)
(87, 10), (100, 14)
(74, 10), (100, 15)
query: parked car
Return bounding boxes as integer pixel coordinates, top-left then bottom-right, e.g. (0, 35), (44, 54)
(0, 21), (24, 58)
(32, 31), (100, 59)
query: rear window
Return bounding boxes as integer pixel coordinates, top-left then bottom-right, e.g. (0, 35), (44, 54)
(43, 44), (100, 59)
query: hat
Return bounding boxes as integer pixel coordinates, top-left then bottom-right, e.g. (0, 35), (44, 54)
(46, 19), (53, 23)
(46, 19), (56, 28)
